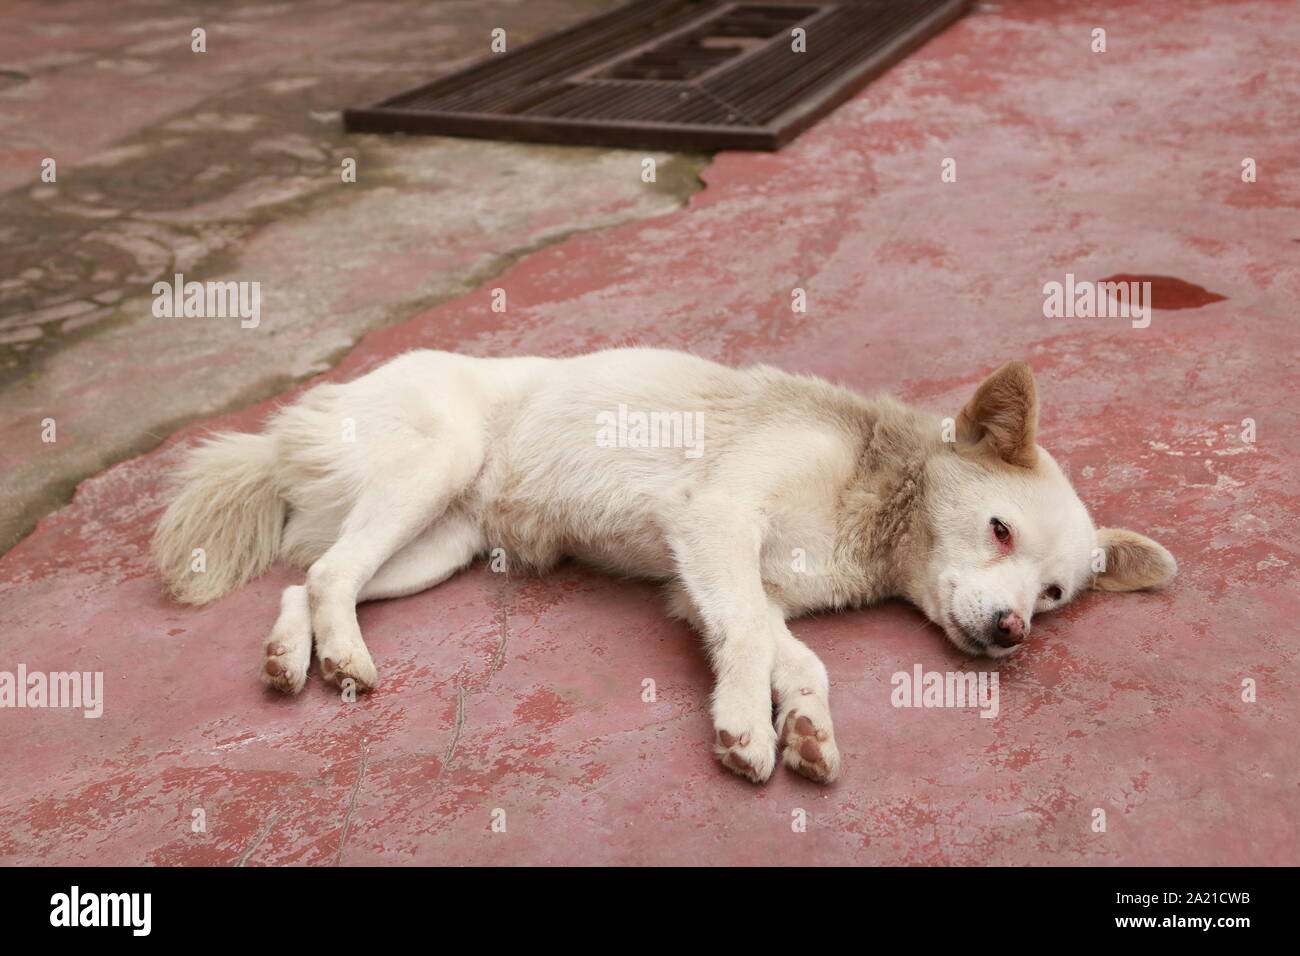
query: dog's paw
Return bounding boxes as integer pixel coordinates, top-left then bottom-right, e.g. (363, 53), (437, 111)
(318, 644), (378, 694)
(778, 694), (841, 784)
(262, 588), (312, 695)
(714, 726), (777, 783)
(262, 641), (308, 694)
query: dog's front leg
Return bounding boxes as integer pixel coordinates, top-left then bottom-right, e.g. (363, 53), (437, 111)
(770, 604), (841, 784)
(669, 499), (778, 783)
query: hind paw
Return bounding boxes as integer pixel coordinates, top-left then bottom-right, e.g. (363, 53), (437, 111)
(262, 642), (307, 695)
(318, 645), (377, 694)
(261, 585), (312, 695)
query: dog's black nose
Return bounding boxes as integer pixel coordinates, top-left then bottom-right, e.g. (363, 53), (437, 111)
(992, 610), (1028, 647)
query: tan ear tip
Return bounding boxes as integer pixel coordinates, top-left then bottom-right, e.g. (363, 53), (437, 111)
(1156, 547), (1178, 585)
(1144, 534), (1177, 579)
(1138, 545), (1179, 590)
(1094, 527), (1179, 591)
(1000, 359), (1036, 382)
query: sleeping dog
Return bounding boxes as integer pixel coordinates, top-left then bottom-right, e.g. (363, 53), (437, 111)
(154, 350), (1175, 783)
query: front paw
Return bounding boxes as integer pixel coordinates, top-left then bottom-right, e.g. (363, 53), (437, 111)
(714, 725), (777, 783)
(778, 696), (841, 784)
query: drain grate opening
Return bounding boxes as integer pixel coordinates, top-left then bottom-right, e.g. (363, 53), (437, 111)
(596, 4), (816, 81)
(345, 0), (972, 151)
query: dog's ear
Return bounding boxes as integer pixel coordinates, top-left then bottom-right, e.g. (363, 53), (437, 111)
(956, 360), (1039, 468)
(1092, 527), (1177, 591)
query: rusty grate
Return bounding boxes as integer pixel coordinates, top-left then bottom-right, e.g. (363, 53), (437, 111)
(344, 0), (972, 151)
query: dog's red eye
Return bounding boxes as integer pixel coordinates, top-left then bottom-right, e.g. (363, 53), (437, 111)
(990, 518), (1012, 547)
(1043, 585), (1062, 601)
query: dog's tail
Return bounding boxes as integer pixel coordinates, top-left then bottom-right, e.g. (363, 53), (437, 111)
(152, 431), (284, 605)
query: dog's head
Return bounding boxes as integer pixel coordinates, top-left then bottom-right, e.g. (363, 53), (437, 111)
(916, 361), (1176, 658)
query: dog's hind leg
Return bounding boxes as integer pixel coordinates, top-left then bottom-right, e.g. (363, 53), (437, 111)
(261, 514), (483, 695)
(308, 443), (483, 693)
(359, 510), (484, 603)
(769, 607), (841, 784)
(263, 585), (312, 694)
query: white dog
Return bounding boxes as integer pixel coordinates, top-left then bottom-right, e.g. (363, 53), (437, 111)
(154, 349), (1175, 784)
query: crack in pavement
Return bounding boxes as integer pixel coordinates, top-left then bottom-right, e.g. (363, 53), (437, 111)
(443, 674), (467, 772)
(332, 741), (370, 867)
(484, 583), (512, 690)
(427, 580), (511, 798)
(235, 809), (283, 867)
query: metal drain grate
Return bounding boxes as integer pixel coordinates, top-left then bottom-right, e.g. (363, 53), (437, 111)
(344, 0), (972, 150)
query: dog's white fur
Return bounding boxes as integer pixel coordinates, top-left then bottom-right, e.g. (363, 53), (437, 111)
(154, 348), (1176, 784)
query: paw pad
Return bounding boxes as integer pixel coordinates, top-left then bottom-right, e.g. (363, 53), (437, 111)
(261, 648), (305, 695)
(722, 752), (756, 775)
(781, 710), (840, 784)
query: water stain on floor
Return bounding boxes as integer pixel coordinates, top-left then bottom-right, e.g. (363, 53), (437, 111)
(1096, 274), (1227, 310)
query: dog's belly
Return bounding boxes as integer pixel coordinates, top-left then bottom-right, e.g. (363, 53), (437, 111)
(475, 480), (679, 580)
(567, 531), (677, 580)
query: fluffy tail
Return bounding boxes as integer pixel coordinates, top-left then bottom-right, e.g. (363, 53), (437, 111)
(153, 431), (284, 605)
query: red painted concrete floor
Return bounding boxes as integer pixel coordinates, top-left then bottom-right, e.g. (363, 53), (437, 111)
(2, 0), (1298, 865)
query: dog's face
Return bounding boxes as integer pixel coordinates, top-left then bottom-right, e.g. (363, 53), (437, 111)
(915, 362), (1176, 658)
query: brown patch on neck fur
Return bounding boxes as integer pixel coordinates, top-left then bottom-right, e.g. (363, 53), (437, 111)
(833, 397), (936, 601)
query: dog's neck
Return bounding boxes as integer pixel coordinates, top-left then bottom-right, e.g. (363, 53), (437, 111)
(832, 397), (938, 606)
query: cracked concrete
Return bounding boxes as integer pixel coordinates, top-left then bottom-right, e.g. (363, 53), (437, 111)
(333, 743), (369, 866)
(235, 808), (282, 867)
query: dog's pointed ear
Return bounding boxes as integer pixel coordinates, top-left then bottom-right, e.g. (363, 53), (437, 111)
(1092, 527), (1177, 591)
(955, 361), (1039, 468)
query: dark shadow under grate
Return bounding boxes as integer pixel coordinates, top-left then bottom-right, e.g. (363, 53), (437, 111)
(344, 0), (972, 151)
